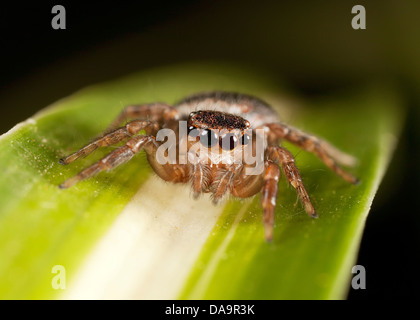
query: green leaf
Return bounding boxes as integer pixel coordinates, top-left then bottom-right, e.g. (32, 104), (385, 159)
(0, 63), (402, 299)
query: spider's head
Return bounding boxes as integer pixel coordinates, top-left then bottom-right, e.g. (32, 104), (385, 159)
(187, 110), (251, 152)
(185, 110), (255, 166)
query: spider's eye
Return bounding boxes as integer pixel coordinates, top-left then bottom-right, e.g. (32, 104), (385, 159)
(219, 133), (239, 151)
(241, 133), (251, 145)
(188, 126), (200, 139)
(200, 129), (218, 147)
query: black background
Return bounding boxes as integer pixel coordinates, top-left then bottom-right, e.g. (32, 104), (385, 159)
(1, 0), (419, 299)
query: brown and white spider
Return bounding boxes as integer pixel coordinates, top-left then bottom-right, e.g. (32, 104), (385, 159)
(59, 91), (358, 241)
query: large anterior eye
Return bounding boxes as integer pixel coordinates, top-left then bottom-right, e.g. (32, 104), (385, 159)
(199, 129), (219, 147)
(219, 133), (239, 151)
(241, 133), (251, 145)
(188, 126), (200, 139)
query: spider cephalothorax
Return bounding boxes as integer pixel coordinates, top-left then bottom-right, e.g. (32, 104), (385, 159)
(186, 110), (252, 153)
(59, 91), (358, 241)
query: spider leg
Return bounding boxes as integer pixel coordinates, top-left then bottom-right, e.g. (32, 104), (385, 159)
(211, 167), (235, 204)
(59, 135), (156, 189)
(261, 160), (281, 241)
(267, 145), (317, 218)
(59, 120), (158, 165)
(266, 123), (359, 184)
(144, 146), (190, 184)
(190, 164), (210, 199)
(230, 166), (264, 199)
(106, 103), (178, 131)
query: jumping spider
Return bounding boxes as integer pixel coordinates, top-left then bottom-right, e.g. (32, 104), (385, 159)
(59, 91), (358, 241)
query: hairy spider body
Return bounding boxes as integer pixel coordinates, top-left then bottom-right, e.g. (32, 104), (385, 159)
(59, 91), (358, 241)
